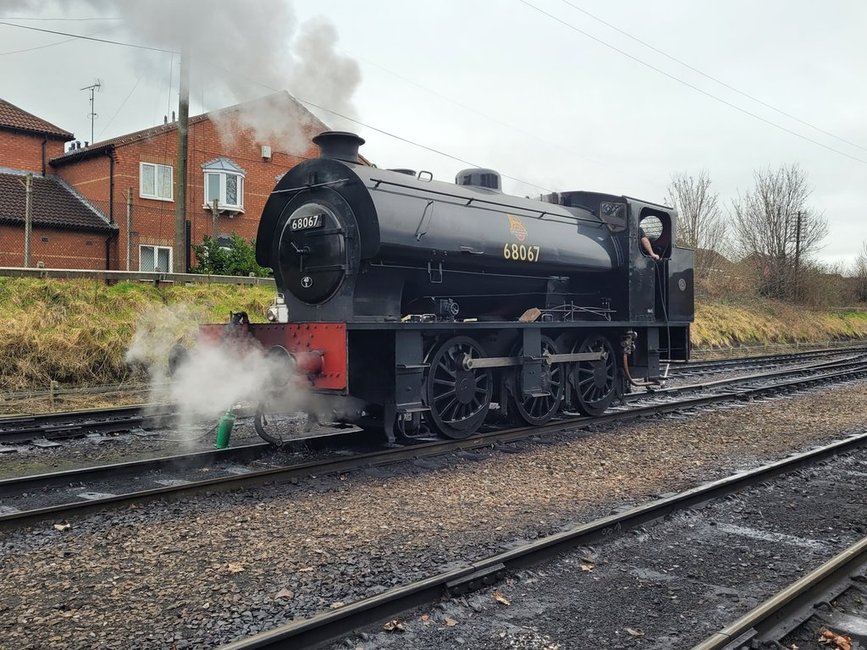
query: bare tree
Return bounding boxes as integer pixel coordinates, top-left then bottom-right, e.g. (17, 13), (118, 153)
(855, 241), (867, 303)
(667, 171), (725, 249)
(666, 171), (728, 280)
(730, 164), (828, 300)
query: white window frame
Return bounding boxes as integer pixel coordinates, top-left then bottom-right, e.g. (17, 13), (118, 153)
(139, 244), (173, 272)
(202, 170), (245, 212)
(140, 162), (174, 201)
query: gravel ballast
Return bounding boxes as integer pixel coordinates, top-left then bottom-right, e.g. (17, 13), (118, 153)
(338, 448), (867, 649)
(1, 380), (866, 648)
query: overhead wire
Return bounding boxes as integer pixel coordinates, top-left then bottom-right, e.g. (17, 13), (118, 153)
(343, 50), (612, 171)
(558, 0), (867, 155)
(0, 21), (176, 53)
(0, 16), (122, 21)
(517, 0), (867, 167)
(300, 97), (555, 193)
(208, 65), (555, 194)
(1, 18), (553, 192)
(0, 36), (78, 55)
(0, 22), (115, 56)
(98, 76), (142, 139)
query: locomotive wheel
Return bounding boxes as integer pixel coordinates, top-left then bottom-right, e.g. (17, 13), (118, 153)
(509, 336), (564, 426)
(253, 346), (297, 447)
(571, 334), (618, 417)
(424, 336), (493, 439)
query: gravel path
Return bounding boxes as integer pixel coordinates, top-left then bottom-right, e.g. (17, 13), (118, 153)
(1, 380), (866, 648)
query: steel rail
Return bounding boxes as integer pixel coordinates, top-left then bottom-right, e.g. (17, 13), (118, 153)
(0, 441), (273, 497)
(681, 340), (867, 363)
(692, 536), (867, 650)
(0, 404), (156, 444)
(0, 404), (255, 445)
(1, 353), (862, 446)
(667, 349), (867, 376)
(218, 432), (867, 650)
(667, 344), (867, 371)
(2, 361), (865, 530)
(648, 355), (867, 396)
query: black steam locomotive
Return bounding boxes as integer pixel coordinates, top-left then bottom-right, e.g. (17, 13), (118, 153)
(216, 131), (693, 442)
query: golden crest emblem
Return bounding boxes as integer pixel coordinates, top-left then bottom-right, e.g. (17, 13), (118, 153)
(507, 215), (528, 242)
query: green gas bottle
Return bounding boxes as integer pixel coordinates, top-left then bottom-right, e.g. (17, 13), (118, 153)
(215, 410), (236, 449)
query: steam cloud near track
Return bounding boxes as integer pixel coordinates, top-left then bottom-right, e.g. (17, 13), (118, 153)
(125, 306), (306, 442)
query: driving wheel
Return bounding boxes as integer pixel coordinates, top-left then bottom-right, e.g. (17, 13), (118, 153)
(570, 334), (618, 417)
(509, 336), (564, 426)
(424, 336), (493, 439)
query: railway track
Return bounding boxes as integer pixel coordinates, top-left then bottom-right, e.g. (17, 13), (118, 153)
(1, 354), (865, 529)
(1, 349), (865, 448)
(667, 344), (867, 377)
(0, 404), (155, 445)
(693, 536), (867, 649)
(217, 431), (867, 649)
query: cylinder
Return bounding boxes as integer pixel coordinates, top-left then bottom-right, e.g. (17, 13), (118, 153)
(292, 350), (324, 376)
(215, 410), (236, 449)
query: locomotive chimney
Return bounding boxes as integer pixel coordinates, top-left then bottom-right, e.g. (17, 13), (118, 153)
(313, 131), (365, 164)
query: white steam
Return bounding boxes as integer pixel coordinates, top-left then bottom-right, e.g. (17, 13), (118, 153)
(5, 0), (361, 151)
(125, 305), (308, 442)
(166, 341), (303, 425)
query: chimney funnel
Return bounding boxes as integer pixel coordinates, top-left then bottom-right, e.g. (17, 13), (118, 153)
(312, 131), (365, 164)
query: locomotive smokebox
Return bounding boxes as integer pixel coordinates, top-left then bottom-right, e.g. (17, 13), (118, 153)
(312, 131), (365, 163)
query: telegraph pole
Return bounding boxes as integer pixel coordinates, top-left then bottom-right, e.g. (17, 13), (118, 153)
(174, 50), (190, 273)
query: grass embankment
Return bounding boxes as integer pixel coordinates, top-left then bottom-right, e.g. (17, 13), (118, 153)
(0, 278), (865, 391)
(692, 299), (867, 349)
(0, 278), (273, 391)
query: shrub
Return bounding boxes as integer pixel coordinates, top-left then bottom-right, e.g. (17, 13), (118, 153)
(191, 234), (271, 277)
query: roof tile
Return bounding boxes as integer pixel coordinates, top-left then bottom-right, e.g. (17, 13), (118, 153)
(0, 170), (115, 232)
(51, 91), (328, 164)
(0, 98), (74, 139)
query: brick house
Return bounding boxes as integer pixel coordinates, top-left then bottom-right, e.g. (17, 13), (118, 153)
(0, 98), (116, 268)
(0, 92), (327, 271)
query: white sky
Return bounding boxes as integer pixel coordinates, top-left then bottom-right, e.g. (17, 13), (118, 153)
(1, 0), (865, 268)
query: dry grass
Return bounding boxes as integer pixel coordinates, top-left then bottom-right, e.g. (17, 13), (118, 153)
(0, 278), (865, 390)
(693, 297), (867, 348)
(0, 278), (273, 391)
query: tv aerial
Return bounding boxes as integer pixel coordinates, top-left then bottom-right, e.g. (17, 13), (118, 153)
(80, 79), (103, 145)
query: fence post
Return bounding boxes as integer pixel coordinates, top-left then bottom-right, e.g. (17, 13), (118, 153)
(126, 188), (133, 271)
(23, 173), (33, 267)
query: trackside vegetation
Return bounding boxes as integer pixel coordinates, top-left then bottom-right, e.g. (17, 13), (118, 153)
(0, 277), (865, 391)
